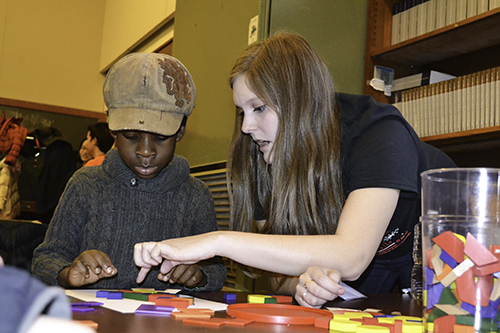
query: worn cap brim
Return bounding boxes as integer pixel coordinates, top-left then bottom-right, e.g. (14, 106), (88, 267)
(108, 108), (184, 136)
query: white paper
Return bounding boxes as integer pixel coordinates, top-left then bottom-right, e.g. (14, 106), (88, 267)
(338, 282), (367, 301)
(66, 289), (228, 314)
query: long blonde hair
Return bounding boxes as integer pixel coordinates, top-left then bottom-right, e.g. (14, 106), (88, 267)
(228, 32), (343, 236)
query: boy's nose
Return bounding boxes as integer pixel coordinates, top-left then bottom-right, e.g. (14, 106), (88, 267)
(137, 137), (156, 158)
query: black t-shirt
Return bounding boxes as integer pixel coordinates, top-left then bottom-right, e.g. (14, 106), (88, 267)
(254, 93), (456, 260)
(340, 93), (455, 259)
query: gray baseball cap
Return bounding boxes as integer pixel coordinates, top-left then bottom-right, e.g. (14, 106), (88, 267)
(104, 53), (196, 136)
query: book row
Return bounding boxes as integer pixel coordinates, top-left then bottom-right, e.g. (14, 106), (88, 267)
(392, 67), (500, 138)
(392, 0), (500, 45)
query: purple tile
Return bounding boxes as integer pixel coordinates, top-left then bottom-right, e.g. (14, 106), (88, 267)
(70, 302), (104, 307)
(440, 250), (458, 268)
(71, 306), (95, 312)
(106, 292), (124, 300)
(135, 304), (173, 316)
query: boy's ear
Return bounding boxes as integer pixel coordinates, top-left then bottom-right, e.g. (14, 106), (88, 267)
(110, 130), (118, 139)
(175, 126), (186, 142)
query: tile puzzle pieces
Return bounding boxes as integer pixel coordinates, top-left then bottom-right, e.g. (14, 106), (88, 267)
(246, 294), (293, 304)
(70, 301), (104, 313)
(93, 289), (197, 317)
(313, 309), (422, 332)
(87, 289), (426, 331)
(424, 231), (500, 332)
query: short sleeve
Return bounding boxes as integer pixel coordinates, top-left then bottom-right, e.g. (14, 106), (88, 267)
(343, 117), (419, 196)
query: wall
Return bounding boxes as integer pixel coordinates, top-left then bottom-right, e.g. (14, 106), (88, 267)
(100, 0), (176, 72)
(0, 0), (369, 167)
(267, 0), (368, 95)
(0, 0), (177, 113)
(173, 0), (261, 167)
(0, 0), (106, 112)
(173, 0), (368, 167)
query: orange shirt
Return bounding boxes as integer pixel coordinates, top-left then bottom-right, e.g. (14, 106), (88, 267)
(84, 155), (105, 167)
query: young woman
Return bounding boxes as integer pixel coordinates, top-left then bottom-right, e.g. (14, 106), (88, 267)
(134, 32), (456, 307)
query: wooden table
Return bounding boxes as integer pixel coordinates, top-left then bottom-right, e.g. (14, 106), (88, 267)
(71, 291), (423, 333)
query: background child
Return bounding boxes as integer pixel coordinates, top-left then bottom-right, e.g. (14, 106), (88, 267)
(82, 122), (115, 167)
(32, 53), (226, 291)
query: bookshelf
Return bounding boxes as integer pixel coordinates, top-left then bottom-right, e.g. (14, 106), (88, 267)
(364, 0), (500, 167)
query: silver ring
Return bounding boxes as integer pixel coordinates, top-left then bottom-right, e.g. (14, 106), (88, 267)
(302, 291), (307, 299)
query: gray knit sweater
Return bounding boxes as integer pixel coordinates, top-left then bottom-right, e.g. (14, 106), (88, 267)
(32, 149), (226, 291)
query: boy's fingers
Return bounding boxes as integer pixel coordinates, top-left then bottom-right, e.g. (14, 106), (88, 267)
(168, 265), (188, 283)
(93, 252), (117, 275)
(73, 260), (91, 278)
(181, 269), (203, 287)
(163, 265), (202, 287)
(81, 251), (116, 276)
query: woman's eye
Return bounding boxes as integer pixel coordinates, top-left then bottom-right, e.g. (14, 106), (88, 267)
(254, 105), (266, 112)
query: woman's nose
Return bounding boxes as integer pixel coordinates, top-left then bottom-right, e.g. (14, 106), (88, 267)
(241, 115), (255, 134)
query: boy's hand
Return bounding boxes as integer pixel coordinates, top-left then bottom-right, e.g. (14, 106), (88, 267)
(158, 264), (204, 288)
(58, 250), (117, 287)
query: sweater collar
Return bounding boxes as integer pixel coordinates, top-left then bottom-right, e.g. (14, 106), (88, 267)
(102, 148), (190, 193)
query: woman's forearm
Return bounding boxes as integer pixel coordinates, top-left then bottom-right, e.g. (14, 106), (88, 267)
(216, 231), (369, 279)
(215, 188), (399, 279)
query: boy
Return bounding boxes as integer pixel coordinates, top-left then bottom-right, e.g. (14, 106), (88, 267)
(82, 122), (115, 167)
(32, 53), (226, 291)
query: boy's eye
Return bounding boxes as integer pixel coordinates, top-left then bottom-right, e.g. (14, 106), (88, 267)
(155, 135), (169, 142)
(123, 133), (139, 140)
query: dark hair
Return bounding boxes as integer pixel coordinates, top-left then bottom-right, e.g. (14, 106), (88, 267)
(88, 122), (114, 153)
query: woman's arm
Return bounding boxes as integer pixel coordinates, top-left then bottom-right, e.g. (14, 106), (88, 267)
(134, 187), (399, 282)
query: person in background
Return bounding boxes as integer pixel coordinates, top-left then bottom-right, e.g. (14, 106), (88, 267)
(32, 53), (226, 291)
(133, 32), (456, 307)
(78, 140), (92, 167)
(82, 122), (114, 167)
(34, 128), (77, 224)
(0, 158), (22, 219)
(0, 112), (28, 220)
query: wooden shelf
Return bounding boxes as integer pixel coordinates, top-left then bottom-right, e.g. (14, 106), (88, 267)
(422, 126), (500, 153)
(372, 8), (500, 75)
(364, 0), (500, 167)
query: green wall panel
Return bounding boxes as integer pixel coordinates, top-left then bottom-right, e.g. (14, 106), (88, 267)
(173, 0), (367, 167)
(267, 0), (368, 95)
(172, 0), (261, 167)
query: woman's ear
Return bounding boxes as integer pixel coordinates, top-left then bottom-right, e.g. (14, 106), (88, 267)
(175, 126), (186, 142)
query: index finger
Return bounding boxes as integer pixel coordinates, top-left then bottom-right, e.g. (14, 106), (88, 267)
(136, 266), (151, 284)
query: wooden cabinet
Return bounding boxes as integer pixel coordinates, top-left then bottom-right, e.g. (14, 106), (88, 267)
(363, 0), (500, 166)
